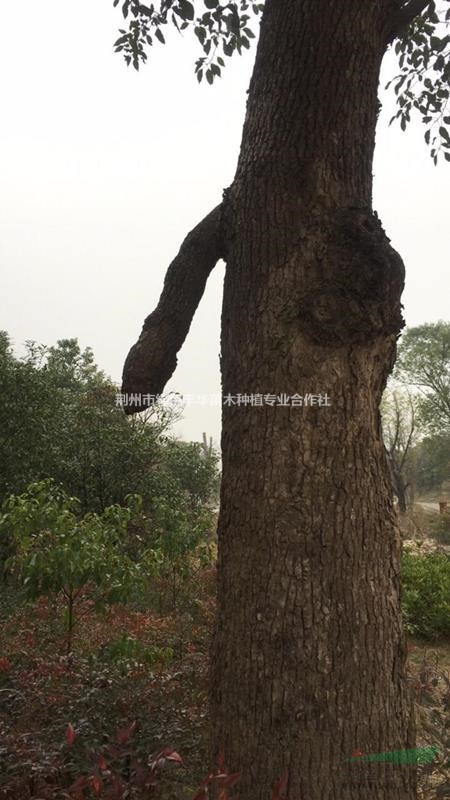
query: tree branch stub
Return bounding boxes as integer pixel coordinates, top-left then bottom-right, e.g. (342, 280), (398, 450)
(121, 202), (225, 414)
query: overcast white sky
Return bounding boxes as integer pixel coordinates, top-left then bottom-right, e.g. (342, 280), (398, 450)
(0, 2), (448, 446)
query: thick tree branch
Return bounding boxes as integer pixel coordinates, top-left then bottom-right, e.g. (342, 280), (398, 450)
(387, 0), (432, 43)
(121, 203), (225, 414)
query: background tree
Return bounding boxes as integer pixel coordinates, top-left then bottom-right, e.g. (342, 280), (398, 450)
(0, 334), (220, 602)
(0, 332), (58, 499)
(395, 320), (450, 434)
(413, 433), (450, 495)
(117, 2), (450, 798)
(157, 437), (220, 510)
(382, 390), (418, 512)
(0, 334), (218, 514)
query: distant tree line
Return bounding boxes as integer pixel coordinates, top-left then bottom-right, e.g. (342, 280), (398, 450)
(382, 321), (450, 509)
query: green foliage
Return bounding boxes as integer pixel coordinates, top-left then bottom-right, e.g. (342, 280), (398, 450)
(45, 338), (106, 389)
(0, 480), (157, 652)
(37, 339), (174, 514)
(112, 0), (263, 81)
(406, 653), (450, 796)
(413, 433), (450, 493)
(63, 720), (184, 799)
(394, 321), (450, 434)
(0, 334), (115, 504)
(156, 437), (220, 507)
(0, 332), (220, 633)
(387, 0), (450, 163)
(125, 437), (219, 612)
(0, 332), (59, 499)
(147, 491), (215, 612)
(153, 493), (212, 562)
(99, 634), (173, 671)
(111, 0), (450, 157)
(402, 551), (450, 638)
(0, 334), (217, 517)
(429, 513), (450, 544)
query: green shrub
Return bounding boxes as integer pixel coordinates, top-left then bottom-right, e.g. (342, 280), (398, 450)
(429, 514), (450, 546)
(99, 634), (173, 671)
(402, 551), (450, 638)
(0, 480), (159, 653)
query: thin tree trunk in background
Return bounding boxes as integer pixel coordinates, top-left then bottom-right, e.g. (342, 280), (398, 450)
(395, 473), (409, 513)
(387, 454), (409, 512)
(66, 590), (74, 656)
(210, 1), (416, 798)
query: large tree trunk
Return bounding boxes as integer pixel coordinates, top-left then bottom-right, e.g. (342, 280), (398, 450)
(122, 1), (424, 798)
(210, 1), (415, 798)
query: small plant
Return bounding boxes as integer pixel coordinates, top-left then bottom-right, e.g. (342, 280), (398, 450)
(407, 652), (450, 798)
(99, 634), (173, 672)
(0, 480), (159, 653)
(151, 494), (214, 613)
(65, 729), (289, 800)
(191, 746), (240, 800)
(402, 551), (450, 638)
(65, 720), (183, 798)
(191, 746), (288, 800)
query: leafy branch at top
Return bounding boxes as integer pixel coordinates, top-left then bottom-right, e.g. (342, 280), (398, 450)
(113, 0), (263, 83)
(387, 0), (450, 163)
(114, 0), (450, 160)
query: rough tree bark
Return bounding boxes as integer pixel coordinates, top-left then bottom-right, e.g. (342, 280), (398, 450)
(123, 1), (431, 797)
